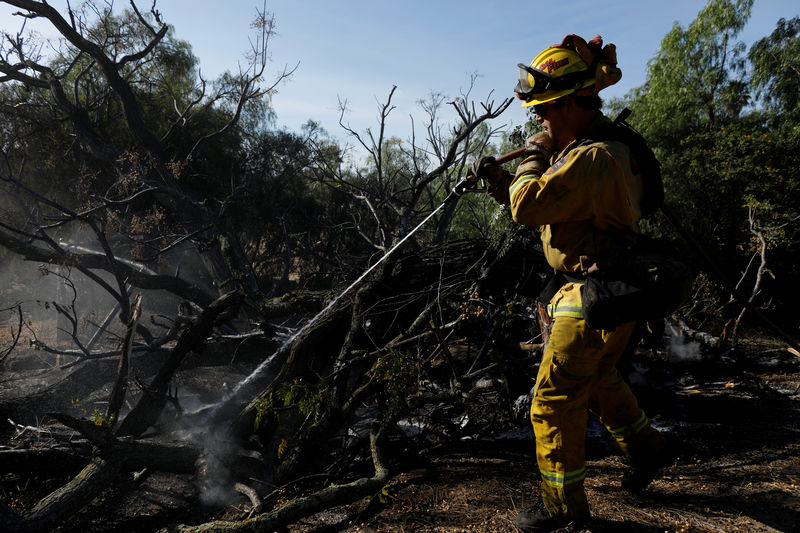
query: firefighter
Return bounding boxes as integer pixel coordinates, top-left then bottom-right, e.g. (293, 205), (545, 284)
(469, 35), (670, 532)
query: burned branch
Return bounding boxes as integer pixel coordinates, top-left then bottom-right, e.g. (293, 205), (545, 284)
(0, 304), (24, 363)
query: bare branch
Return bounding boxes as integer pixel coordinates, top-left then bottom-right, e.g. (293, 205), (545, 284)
(422, 95), (513, 188)
(117, 24), (167, 67)
(160, 76), (207, 143)
(0, 304), (24, 362)
(106, 293), (142, 427)
(170, 430), (392, 533)
(184, 6), (295, 161)
(730, 206), (770, 345)
(128, 0), (159, 35)
(0, 228), (214, 305)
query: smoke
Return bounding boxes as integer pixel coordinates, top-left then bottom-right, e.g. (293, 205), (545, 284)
(196, 433), (240, 507)
(0, 222), (220, 355)
(1, 226), (269, 505)
(665, 321), (703, 362)
(175, 398), (272, 509)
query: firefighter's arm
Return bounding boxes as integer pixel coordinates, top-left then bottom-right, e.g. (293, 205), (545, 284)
(474, 132), (554, 206)
(508, 145), (597, 226)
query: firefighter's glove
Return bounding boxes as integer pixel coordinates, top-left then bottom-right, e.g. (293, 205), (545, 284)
(515, 131), (555, 181)
(525, 131), (555, 158)
(453, 176), (476, 196)
(469, 156), (512, 206)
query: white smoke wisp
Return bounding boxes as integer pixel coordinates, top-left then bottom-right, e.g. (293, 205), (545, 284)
(665, 321), (703, 362)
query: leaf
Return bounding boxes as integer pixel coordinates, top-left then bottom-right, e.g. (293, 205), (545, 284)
(277, 438), (288, 459)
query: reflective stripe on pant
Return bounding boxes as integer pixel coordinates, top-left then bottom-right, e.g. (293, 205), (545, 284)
(531, 282), (655, 520)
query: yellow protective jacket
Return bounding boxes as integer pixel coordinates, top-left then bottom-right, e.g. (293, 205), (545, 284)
(508, 113), (643, 273)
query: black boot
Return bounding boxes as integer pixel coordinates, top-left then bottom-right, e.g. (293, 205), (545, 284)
(621, 448), (674, 492)
(514, 501), (588, 532)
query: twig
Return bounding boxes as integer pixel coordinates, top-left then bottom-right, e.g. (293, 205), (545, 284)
(0, 304), (23, 362)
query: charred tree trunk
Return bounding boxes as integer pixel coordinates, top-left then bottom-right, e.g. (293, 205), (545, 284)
(116, 291), (242, 437)
(226, 300), (352, 441)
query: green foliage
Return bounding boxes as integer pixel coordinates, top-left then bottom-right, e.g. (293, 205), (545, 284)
(749, 17), (800, 122)
(281, 378), (331, 420)
(500, 119), (542, 154)
(253, 395), (273, 432)
(376, 348), (416, 386)
(630, 0), (753, 144)
(615, 0), (800, 323)
(235, 125), (372, 290)
(90, 408), (115, 428)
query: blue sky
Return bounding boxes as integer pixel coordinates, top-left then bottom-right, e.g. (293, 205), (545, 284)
(2, 1), (798, 144)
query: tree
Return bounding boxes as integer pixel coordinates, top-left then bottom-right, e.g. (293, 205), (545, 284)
(0, 0), (293, 311)
(749, 17), (800, 124)
(307, 80), (513, 254)
(0, 2), (297, 528)
(629, 0), (753, 142)
(613, 0), (800, 331)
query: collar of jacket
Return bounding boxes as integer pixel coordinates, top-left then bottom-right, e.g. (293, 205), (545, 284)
(552, 112), (614, 162)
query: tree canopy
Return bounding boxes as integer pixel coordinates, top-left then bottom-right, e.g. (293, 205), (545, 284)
(605, 0), (800, 331)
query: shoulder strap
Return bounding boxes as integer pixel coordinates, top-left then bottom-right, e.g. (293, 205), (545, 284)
(610, 109), (664, 217)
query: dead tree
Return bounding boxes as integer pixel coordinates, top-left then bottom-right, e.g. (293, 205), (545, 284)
(308, 85), (512, 254)
(726, 206), (795, 347)
(0, 0), (293, 306)
(0, 289), (242, 533)
(0, 1), (296, 525)
(0, 0), (297, 400)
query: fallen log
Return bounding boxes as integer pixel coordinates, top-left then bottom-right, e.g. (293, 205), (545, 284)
(0, 439), (201, 533)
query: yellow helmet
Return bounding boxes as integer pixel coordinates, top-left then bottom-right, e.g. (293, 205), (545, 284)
(515, 48), (595, 107)
(515, 35), (621, 107)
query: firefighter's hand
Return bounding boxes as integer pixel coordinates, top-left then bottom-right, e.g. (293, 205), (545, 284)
(515, 132), (555, 182)
(453, 177), (476, 196)
(525, 131), (555, 158)
(469, 156), (512, 206)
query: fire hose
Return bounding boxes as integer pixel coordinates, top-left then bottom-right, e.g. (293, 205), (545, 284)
(453, 147), (800, 354)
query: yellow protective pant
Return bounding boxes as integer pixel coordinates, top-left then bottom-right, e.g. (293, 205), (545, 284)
(531, 282), (663, 520)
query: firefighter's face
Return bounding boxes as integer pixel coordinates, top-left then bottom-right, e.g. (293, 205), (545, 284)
(534, 97), (572, 149)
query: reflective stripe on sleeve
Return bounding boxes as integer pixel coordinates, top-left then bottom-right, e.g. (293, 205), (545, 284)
(546, 303), (583, 319)
(509, 173), (538, 198)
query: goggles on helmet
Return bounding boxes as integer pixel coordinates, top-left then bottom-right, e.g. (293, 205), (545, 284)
(514, 63), (590, 102)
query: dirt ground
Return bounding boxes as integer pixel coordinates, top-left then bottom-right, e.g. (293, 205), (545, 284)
(282, 337), (800, 533)
(2, 331), (799, 533)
